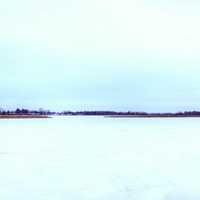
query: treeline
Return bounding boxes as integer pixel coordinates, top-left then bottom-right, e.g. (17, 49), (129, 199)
(61, 111), (148, 116)
(0, 108), (56, 115)
(1, 108), (200, 116)
(60, 111), (200, 116)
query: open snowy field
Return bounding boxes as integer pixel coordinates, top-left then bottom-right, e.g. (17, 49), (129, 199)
(0, 116), (200, 200)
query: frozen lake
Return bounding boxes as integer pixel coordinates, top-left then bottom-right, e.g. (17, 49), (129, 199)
(0, 116), (200, 200)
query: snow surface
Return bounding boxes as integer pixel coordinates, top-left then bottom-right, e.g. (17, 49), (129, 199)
(0, 116), (200, 200)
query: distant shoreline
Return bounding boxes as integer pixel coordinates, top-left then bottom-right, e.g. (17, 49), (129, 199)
(1, 114), (200, 119)
(2, 109), (200, 119)
(0, 115), (50, 119)
(106, 115), (200, 118)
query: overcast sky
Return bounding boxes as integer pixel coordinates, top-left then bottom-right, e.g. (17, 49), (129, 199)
(0, 0), (200, 111)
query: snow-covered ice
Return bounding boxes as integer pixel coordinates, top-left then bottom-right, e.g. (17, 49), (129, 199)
(0, 116), (200, 200)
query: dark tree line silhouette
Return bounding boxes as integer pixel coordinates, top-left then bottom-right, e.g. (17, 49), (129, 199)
(1, 108), (200, 117)
(0, 108), (54, 115)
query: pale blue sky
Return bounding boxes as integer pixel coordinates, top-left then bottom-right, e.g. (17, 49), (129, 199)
(1, 0), (200, 111)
